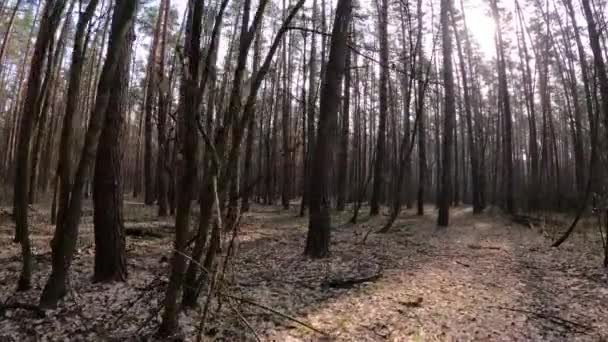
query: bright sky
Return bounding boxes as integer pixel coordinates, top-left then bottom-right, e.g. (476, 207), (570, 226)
(167, 0), (498, 59)
(173, 0), (187, 15)
(462, 0), (498, 58)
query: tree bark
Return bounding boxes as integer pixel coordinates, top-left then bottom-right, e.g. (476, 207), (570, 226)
(451, 5), (483, 213)
(437, 0), (455, 227)
(305, 0), (352, 257)
(370, 0), (389, 216)
(491, 0), (514, 214)
(281, 0), (291, 210)
(40, 0), (138, 308)
(144, 2), (165, 206)
(158, 0), (204, 330)
(156, 0), (170, 216)
(92, 22), (134, 284)
(300, 0), (318, 216)
(13, 0), (67, 291)
(336, 44), (350, 212)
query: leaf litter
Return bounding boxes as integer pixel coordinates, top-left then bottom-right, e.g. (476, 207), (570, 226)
(0, 203), (606, 341)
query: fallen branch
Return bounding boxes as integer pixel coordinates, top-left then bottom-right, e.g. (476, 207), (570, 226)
(454, 260), (470, 268)
(0, 303), (46, 318)
(220, 293), (328, 336)
(323, 273), (383, 289)
(227, 298), (262, 342)
(491, 306), (590, 333)
(467, 244), (502, 251)
(126, 228), (165, 238)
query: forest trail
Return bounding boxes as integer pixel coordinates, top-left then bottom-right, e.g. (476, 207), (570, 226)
(1, 204), (607, 341)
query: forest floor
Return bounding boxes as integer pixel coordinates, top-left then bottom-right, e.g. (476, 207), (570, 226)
(0, 201), (607, 341)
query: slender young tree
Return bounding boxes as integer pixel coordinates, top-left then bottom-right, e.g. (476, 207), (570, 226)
(156, 0), (171, 216)
(301, 0), (319, 216)
(370, 0), (389, 216)
(437, 0), (456, 227)
(13, 0), (67, 291)
(491, 0), (514, 214)
(336, 43), (350, 212)
(159, 0), (205, 331)
(53, 0), (100, 271)
(280, 0), (291, 210)
(143, 1), (165, 205)
(451, 6), (483, 213)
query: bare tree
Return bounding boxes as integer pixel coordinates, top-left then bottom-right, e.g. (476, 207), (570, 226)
(305, 0), (352, 257)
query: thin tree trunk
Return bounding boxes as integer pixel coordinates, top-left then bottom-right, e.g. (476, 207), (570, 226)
(300, 0), (318, 216)
(451, 6), (483, 213)
(156, 0), (170, 216)
(437, 0), (455, 227)
(370, 0), (389, 216)
(144, 2), (164, 206)
(13, 0), (67, 291)
(336, 43), (350, 212)
(491, 0), (514, 214)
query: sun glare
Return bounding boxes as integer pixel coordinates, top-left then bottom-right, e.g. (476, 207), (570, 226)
(463, 3), (498, 59)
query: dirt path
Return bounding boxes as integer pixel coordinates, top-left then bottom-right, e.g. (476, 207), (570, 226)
(0, 204), (606, 341)
(232, 206), (608, 341)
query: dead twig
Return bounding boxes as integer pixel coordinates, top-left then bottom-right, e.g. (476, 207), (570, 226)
(227, 298), (262, 342)
(466, 244), (503, 251)
(454, 260), (471, 267)
(491, 306), (591, 333)
(220, 293), (328, 336)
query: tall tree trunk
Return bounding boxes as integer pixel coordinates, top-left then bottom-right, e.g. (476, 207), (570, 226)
(515, 0), (539, 211)
(159, 0), (205, 328)
(93, 24), (134, 283)
(3, 2), (40, 181)
(451, 6), (483, 213)
(242, 25), (263, 213)
(580, 0), (608, 151)
(29, 2), (73, 204)
(40, 0), (138, 308)
(281, 0), (291, 210)
(301, 0), (318, 216)
(144, 2), (164, 206)
(416, 3), (427, 216)
(437, 0), (455, 227)
(561, 0), (596, 190)
(156, 0), (170, 216)
(13, 0), (67, 291)
(305, 0), (352, 257)
(50, 0), (99, 291)
(370, 0), (389, 216)
(336, 43), (350, 212)
(491, 0), (514, 214)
